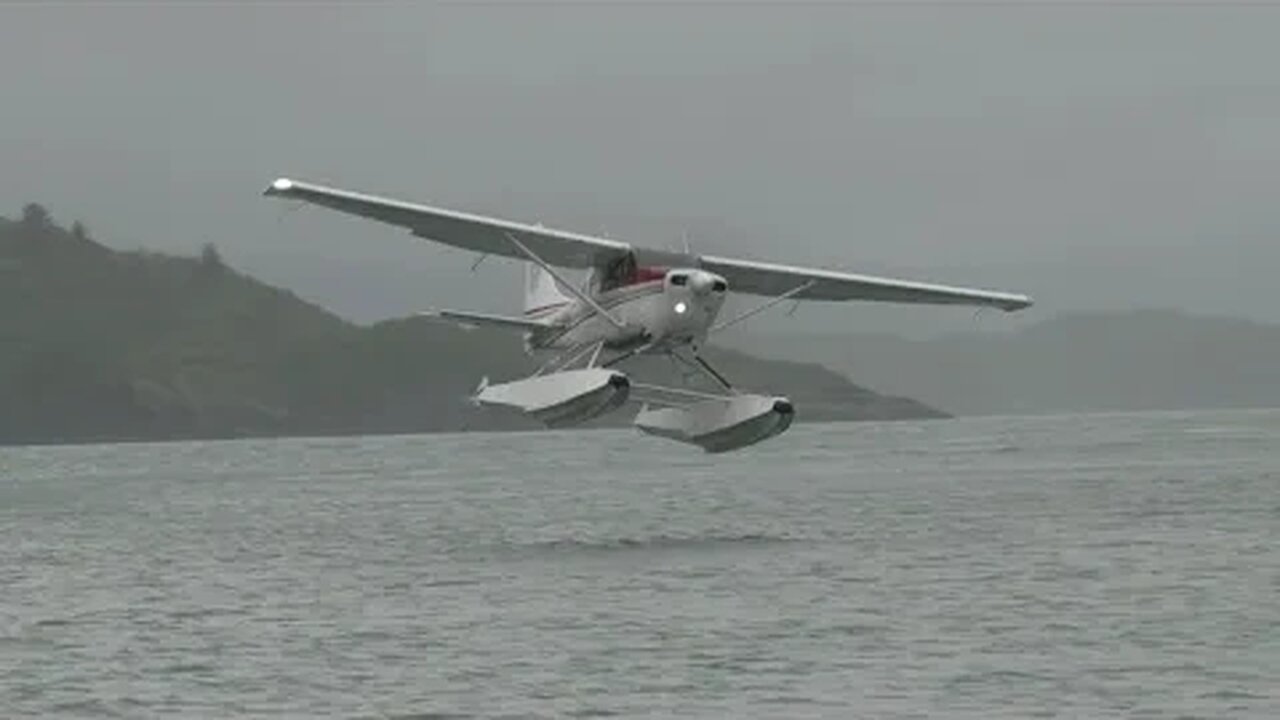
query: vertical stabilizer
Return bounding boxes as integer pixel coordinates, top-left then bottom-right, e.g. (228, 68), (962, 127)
(523, 262), (571, 317)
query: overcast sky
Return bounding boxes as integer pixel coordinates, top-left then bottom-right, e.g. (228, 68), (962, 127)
(3, 3), (1278, 333)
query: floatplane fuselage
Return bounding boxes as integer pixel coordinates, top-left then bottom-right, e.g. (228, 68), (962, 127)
(525, 263), (728, 354)
(263, 176), (1032, 452)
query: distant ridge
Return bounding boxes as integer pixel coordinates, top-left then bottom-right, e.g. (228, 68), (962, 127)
(729, 310), (1280, 416)
(0, 205), (943, 446)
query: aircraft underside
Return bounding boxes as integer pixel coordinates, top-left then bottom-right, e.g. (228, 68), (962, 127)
(464, 255), (795, 452)
(472, 342), (796, 453)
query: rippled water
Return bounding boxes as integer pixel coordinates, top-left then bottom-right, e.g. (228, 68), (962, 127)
(2, 410), (1278, 718)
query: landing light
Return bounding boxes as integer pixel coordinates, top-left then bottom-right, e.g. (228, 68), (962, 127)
(674, 301), (688, 315)
(271, 178), (294, 191)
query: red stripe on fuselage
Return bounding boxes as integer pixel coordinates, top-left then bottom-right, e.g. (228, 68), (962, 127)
(633, 266), (668, 284)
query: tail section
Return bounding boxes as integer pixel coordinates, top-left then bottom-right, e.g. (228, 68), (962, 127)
(470, 376), (489, 406)
(523, 262), (572, 318)
(418, 308), (551, 332)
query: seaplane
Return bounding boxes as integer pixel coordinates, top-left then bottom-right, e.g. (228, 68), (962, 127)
(264, 177), (1032, 453)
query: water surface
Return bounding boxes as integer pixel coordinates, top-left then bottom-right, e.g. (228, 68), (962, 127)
(2, 411), (1278, 718)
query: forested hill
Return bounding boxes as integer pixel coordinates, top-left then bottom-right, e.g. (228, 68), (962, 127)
(0, 205), (942, 445)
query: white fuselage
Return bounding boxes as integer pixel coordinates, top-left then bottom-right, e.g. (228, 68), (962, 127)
(529, 268), (728, 353)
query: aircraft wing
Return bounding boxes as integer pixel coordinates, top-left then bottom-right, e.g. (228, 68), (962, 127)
(263, 178), (631, 269)
(698, 255), (1032, 312)
(264, 176), (1030, 310)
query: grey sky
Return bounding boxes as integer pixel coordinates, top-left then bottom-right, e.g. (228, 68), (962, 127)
(3, 3), (1278, 332)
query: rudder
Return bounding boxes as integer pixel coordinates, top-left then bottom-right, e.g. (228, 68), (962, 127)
(523, 262), (571, 317)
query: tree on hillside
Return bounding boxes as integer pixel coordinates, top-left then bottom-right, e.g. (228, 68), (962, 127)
(71, 220), (91, 242)
(200, 242), (223, 268)
(20, 202), (51, 229)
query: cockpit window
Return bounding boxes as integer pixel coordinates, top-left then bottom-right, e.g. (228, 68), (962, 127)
(599, 255), (667, 292)
(712, 280), (727, 292)
(669, 273), (689, 286)
(599, 254), (638, 292)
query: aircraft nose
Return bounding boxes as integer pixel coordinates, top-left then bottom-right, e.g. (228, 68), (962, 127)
(608, 373), (630, 390)
(772, 399), (794, 415)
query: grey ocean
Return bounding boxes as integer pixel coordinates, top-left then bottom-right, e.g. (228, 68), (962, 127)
(3, 410), (1278, 718)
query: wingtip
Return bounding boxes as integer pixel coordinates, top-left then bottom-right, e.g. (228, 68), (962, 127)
(1003, 295), (1034, 312)
(263, 177), (295, 196)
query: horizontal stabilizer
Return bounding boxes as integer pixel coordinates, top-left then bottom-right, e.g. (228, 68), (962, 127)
(418, 309), (553, 332)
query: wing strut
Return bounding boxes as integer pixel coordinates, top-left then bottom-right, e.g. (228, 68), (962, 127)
(534, 339), (606, 376)
(664, 350), (736, 393)
(692, 354), (734, 391)
(630, 382), (732, 405)
(600, 339), (658, 369)
(708, 280), (817, 334)
(503, 231), (627, 330)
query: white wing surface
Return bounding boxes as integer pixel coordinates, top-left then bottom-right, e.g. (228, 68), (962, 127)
(264, 177), (1031, 311)
(263, 178), (631, 269)
(698, 255), (1032, 312)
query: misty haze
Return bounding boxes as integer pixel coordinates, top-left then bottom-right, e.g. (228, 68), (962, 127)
(3, 4), (1278, 718)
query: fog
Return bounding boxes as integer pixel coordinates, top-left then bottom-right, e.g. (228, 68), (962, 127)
(4, 3), (1278, 334)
